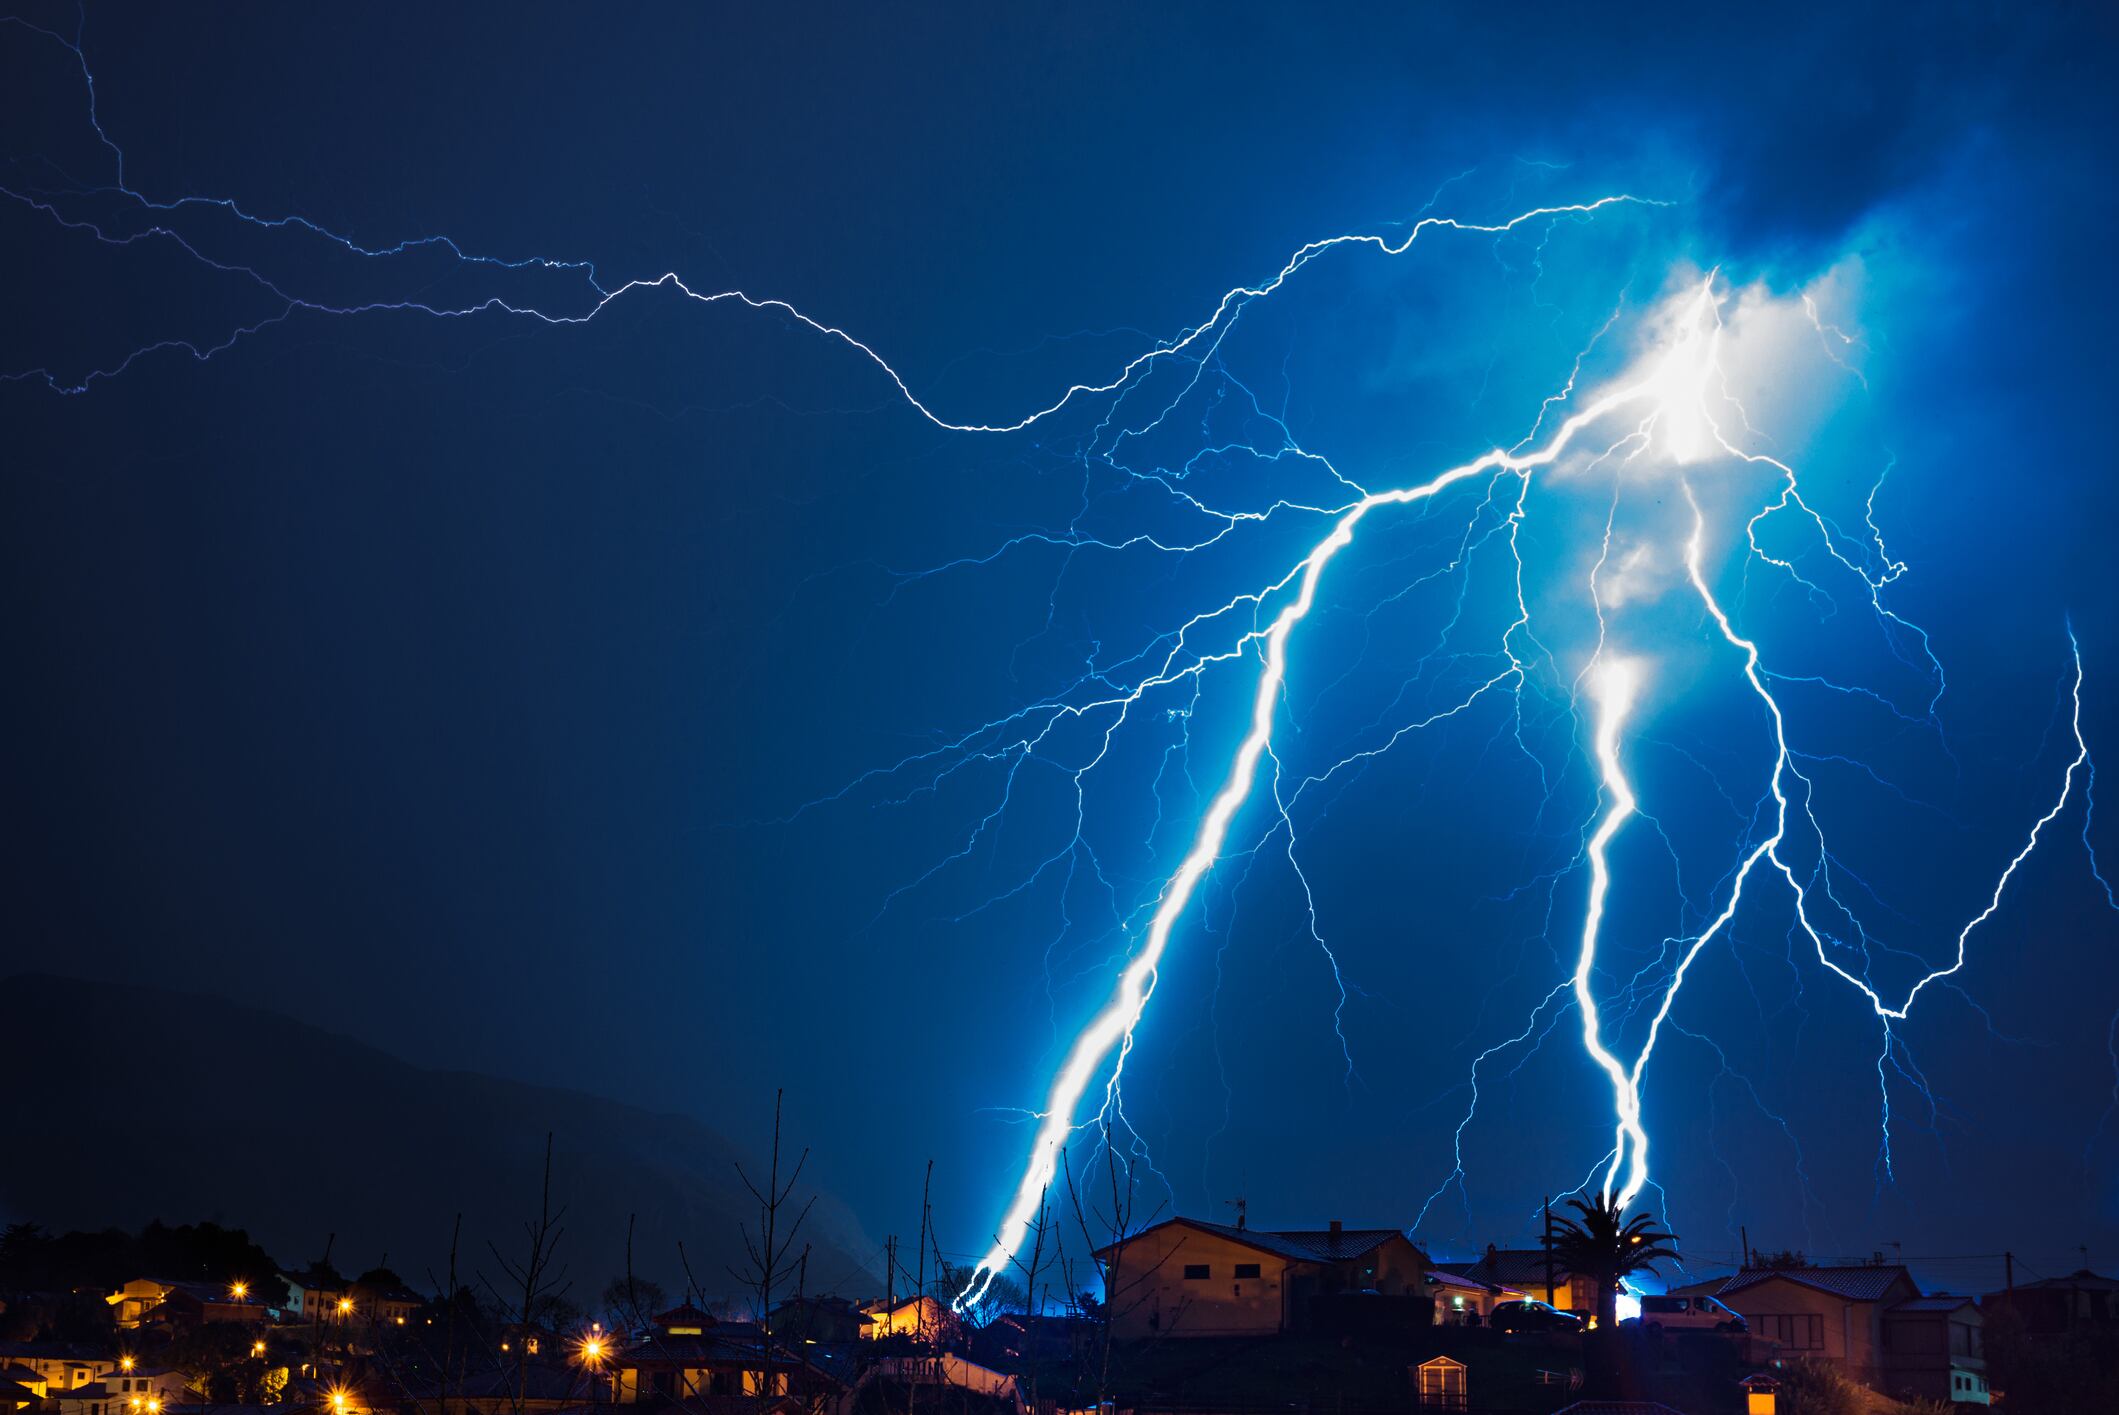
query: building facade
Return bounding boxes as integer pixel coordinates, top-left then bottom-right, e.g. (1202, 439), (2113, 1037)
(1093, 1217), (1430, 1340)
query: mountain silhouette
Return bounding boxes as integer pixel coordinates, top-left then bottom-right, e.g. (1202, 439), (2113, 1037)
(0, 973), (878, 1302)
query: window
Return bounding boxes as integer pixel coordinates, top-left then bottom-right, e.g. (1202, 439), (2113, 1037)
(1758, 1313), (1825, 1349)
(1233, 1263), (1261, 1280)
(1182, 1264), (1210, 1280)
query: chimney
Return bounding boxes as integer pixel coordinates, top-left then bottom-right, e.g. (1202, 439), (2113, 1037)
(1330, 1220), (1343, 1240)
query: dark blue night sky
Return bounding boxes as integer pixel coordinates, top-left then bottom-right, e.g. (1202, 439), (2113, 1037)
(6, 2), (2117, 1296)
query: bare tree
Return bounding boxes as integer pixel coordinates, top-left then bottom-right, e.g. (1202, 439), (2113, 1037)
(727, 1089), (815, 1406)
(484, 1134), (572, 1415)
(1057, 1128), (1173, 1411)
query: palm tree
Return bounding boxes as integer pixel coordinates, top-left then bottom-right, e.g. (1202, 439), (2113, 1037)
(1547, 1194), (1679, 1330)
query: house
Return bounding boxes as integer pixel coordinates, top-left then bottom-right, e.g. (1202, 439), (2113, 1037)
(611, 1304), (823, 1402)
(106, 1281), (170, 1330)
(856, 1295), (957, 1345)
(842, 1353), (1022, 1413)
(1457, 1246), (1595, 1316)
(1982, 1268), (2119, 1336)
(0, 1366), (46, 1408)
(976, 1311), (1086, 1366)
(1700, 1265), (1988, 1404)
(280, 1266), (353, 1324)
(344, 1277), (424, 1328)
(50, 1366), (194, 1415)
(0, 1343), (115, 1392)
(1708, 1265), (1918, 1384)
(767, 1296), (866, 1346)
(1090, 1216), (1430, 1339)
(1424, 1268), (1523, 1325)
(106, 1279), (256, 1330)
(150, 1281), (268, 1329)
(1881, 1295), (1988, 1405)
(404, 1363), (609, 1415)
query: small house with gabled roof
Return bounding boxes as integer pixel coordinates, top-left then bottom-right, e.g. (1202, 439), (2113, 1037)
(1690, 1264), (1986, 1403)
(1091, 1216), (1429, 1339)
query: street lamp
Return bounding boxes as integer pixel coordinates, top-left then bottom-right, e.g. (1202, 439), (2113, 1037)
(579, 1329), (610, 1406)
(231, 1282), (249, 1301)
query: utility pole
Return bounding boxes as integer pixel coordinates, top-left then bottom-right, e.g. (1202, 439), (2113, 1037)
(884, 1235), (896, 1329)
(1740, 1226), (1750, 1271)
(2004, 1252), (2015, 1293)
(916, 1161), (933, 1345)
(1543, 1198), (1557, 1307)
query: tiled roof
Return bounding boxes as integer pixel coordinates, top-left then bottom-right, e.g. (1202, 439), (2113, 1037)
(1459, 1248), (1573, 1289)
(1890, 1295), (1977, 1313)
(0, 1343), (111, 1361)
(1425, 1268), (1503, 1291)
(1720, 1265), (1913, 1301)
(1157, 1218), (1407, 1262)
(2007, 1269), (2119, 1292)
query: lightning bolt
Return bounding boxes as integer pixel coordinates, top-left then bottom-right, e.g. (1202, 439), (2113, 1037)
(9, 16), (2109, 1315)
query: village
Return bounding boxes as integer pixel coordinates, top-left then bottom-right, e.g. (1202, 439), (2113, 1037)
(0, 1205), (2108, 1415)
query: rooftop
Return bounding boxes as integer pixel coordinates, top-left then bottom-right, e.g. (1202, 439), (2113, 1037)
(1718, 1265), (1915, 1302)
(1099, 1216), (1409, 1264)
(1458, 1248), (1574, 1289)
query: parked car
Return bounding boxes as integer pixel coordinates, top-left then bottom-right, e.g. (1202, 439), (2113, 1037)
(1490, 1299), (1586, 1334)
(1626, 1294), (1748, 1334)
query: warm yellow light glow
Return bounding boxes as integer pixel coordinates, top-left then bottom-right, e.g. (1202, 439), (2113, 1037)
(580, 1336), (605, 1364)
(337, 1298), (354, 1314)
(252, 1343), (266, 1357)
(231, 1282), (249, 1300)
(120, 1358), (136, 1374)
(329, 1389), (349, 1413)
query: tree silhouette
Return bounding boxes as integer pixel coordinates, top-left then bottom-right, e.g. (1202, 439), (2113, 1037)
(1546, 1194), (1678, 1329)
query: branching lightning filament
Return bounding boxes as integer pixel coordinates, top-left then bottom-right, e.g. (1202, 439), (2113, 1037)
(5, 17), (2106, 1314)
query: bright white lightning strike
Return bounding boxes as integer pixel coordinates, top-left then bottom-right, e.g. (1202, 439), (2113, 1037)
(956, 286), (1729, 1303)
(1572, 654), (1652, 1211)
(953, 267), (2091, 1302)
(2, 30), (2101, 1312)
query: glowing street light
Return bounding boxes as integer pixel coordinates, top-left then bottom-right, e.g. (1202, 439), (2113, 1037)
(120, 1358), (136, 1374)
(337, 1297), (354, 1316)
(231, 1281), (249, 1301)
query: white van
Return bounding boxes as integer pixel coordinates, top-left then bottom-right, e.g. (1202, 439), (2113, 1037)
(1629, 1294), (1747, 1334)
